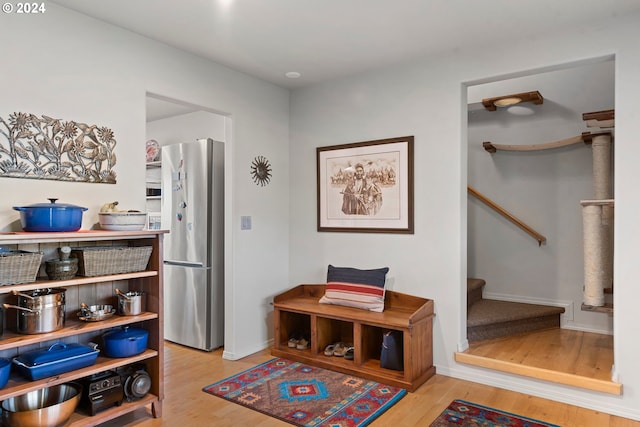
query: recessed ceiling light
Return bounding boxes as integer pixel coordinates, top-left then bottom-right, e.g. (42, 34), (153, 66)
(285, 71), (301, 79)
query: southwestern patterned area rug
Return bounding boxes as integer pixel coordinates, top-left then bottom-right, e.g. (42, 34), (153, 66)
(203, 357), (406, 426)
(430, 399), (561, 427)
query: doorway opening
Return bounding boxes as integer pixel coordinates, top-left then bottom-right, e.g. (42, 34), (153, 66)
(145, 92), (232, 353)
(459, 57), (618, 394)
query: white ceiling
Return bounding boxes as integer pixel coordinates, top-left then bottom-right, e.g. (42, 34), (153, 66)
(51, 0), (640, 90)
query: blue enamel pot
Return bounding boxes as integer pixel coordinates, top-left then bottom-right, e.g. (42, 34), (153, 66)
(102, 326), (149, 358)
(0, 358), (10, 389)
(13, 198), (87, 232)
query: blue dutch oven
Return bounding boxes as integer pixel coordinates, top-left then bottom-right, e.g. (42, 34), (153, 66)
(102, 326), (149, 358)
(13, 198), (87, 232)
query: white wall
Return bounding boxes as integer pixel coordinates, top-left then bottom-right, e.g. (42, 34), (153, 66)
(0, 4), (290, 360)
(146, 110), (227, 146)
(289, 13), (640, 420)
(467, 60), (615, 334)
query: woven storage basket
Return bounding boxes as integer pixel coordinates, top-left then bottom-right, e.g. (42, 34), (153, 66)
(71, 246), (153, 277)
(0, 250), (43, 285)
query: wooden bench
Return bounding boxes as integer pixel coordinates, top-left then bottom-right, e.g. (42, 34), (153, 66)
(272, 284), (435, 392)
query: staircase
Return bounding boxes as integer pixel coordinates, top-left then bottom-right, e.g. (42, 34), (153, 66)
(467, 278), (565, 342)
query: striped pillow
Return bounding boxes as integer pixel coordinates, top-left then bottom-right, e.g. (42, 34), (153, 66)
(319, 265), (389, 312)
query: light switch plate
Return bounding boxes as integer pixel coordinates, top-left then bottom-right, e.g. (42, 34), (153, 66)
(241, 216), (252, 230)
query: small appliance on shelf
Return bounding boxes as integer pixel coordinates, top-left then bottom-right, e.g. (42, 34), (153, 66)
(79, 370), (124, 415)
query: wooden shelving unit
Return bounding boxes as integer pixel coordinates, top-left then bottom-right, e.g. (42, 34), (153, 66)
(272, 284), (435, 392)
(0, 230), (167, 425)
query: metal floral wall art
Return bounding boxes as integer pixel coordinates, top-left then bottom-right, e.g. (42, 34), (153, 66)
(0, 112), (117, 183)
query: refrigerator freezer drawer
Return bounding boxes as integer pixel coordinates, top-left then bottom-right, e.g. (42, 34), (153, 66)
(164, 264), (212, 350)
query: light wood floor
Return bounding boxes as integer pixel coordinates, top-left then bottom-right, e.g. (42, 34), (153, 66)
(102, 339), (640, 427)
(455, 328), (622, 395)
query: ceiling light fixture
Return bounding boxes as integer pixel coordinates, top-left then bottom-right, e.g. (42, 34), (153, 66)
(482, 91), (544, 111)
(285, 71), (301, 79)
(493, 97), (522, 107)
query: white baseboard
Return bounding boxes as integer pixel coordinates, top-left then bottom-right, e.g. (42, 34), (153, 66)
(561, 323), (613, 335)
(222, 338), (273, 361)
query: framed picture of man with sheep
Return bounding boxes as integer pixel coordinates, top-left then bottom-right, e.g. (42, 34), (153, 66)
(316, 135), (413, 233)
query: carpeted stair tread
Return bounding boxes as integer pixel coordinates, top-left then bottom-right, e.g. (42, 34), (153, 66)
(467, 278), (486, 309)
(467, 278), (486, 292)
(467, 313), (562, 342)
(465, 278), (565, 342)
(467, 299), (564, 327)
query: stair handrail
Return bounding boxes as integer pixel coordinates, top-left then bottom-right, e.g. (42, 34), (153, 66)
(467, 185), (547, 246)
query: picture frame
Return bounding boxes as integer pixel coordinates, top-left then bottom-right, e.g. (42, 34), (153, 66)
(317, 136), (414, 233)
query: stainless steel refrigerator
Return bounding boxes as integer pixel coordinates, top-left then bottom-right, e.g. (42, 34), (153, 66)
(161, 138), (224, 351)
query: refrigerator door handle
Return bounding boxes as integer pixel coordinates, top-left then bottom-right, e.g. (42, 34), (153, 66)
(164, 260), (206, 268)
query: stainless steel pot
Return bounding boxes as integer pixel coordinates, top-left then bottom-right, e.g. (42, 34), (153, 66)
(11, 289), (66, 308)
(3, 288), (66, 334)
(115, 289), (145, 315)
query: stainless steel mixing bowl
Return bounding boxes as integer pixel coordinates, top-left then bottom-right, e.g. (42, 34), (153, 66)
(1, 382), (82, 427)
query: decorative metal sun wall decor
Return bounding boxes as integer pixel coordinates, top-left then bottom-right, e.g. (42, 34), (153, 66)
(250, 155), (272, 186)
(0, 112), (117, 183)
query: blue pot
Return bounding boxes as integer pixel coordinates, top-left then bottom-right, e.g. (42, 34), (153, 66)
(102, 327), (148, 358)
(13, 198), (87, 232)
(0, 358), (10, 389)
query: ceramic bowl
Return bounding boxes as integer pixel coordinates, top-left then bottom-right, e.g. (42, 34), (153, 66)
(98, 212), (147, 231)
